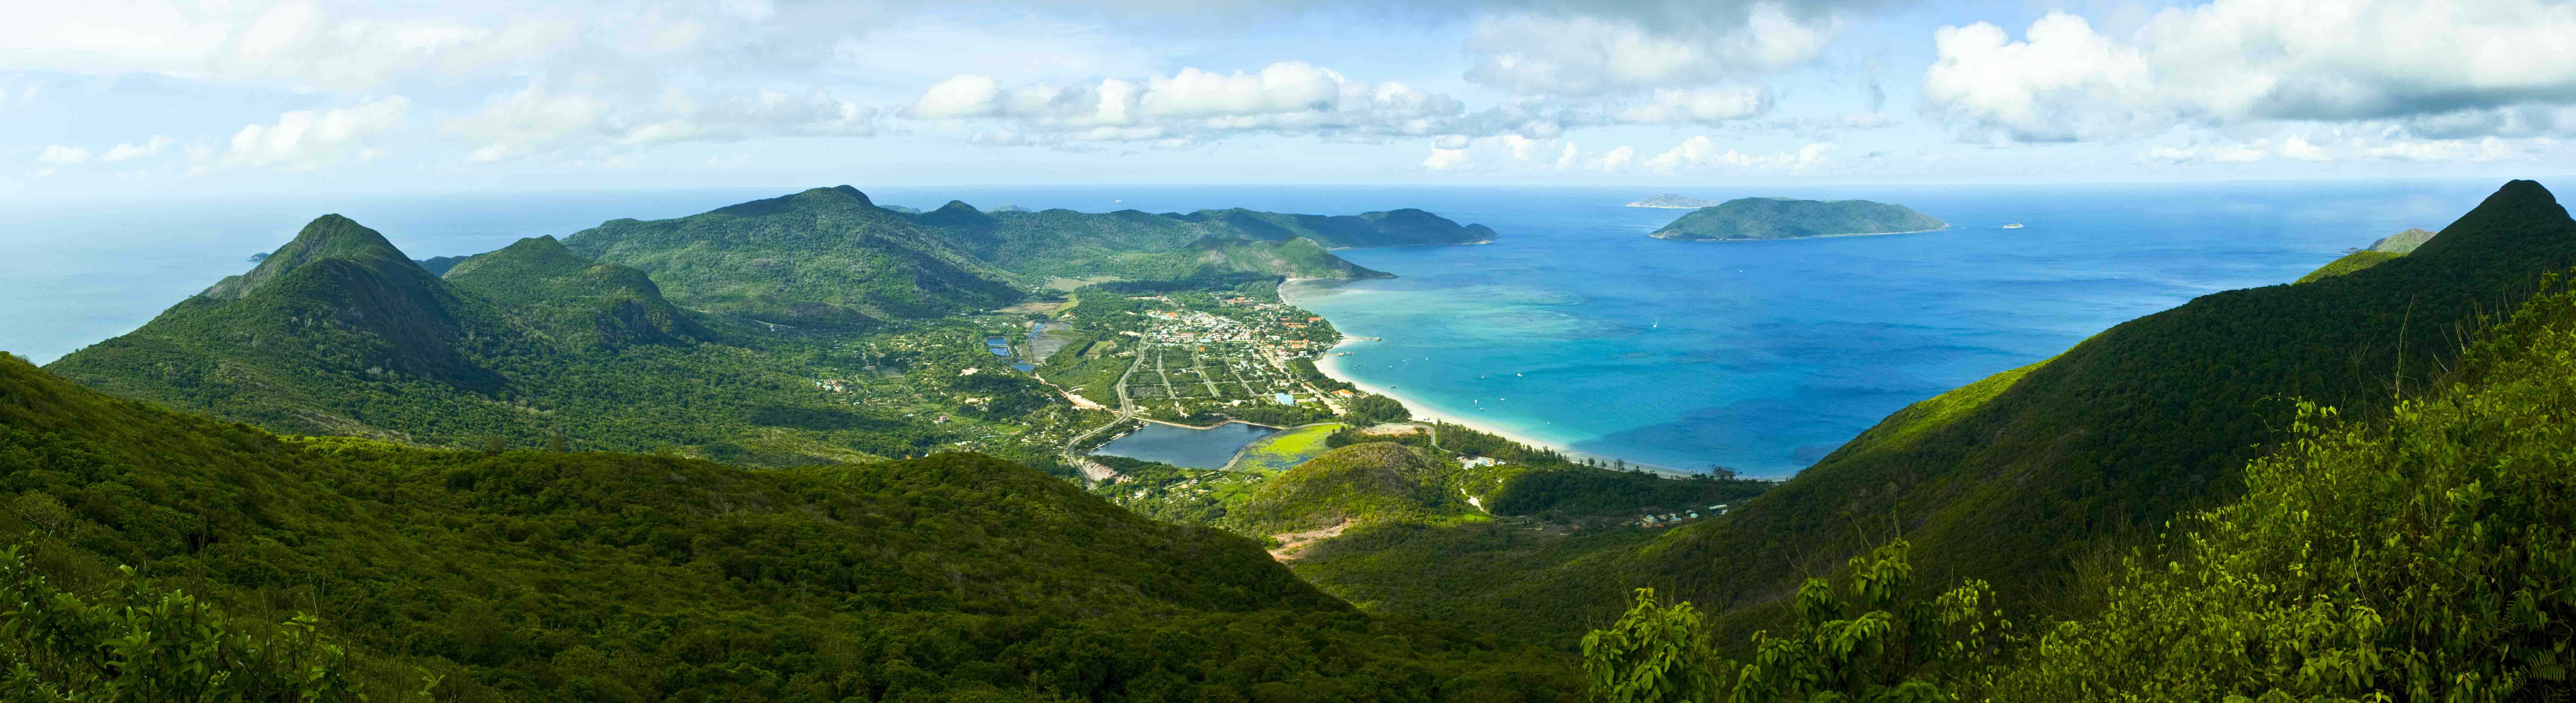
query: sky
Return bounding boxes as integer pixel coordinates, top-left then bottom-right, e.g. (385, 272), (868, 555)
(6, 0), (2575, 199)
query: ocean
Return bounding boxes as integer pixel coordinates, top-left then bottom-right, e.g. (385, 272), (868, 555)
(0, 180), (2517, 476)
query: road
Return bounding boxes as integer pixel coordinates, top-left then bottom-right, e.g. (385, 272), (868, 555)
(1060, 351), (1148, 462)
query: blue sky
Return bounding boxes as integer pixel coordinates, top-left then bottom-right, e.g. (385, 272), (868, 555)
(6, 0), (2573, 199)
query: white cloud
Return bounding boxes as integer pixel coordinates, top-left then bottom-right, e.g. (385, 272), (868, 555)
(452, 84), (876, 160)
(224, 97), (410, 169)
(1643, 136), (1832, 173)
(1925, 1), (2576, 142)
(102, 136), (176, 162)
(1555, 141), (1580, 169)
(1584, 145), (1635, 171)
(35, 145), (91, 165)
(1422, 148), (1470, 171)
(1617, 87), (1772, 125)
(2362, 136), (2514, 162)
(899, 61), (1466, 145)
(2280, 135), (2332, 161)
(1465, 3), (1842, 96)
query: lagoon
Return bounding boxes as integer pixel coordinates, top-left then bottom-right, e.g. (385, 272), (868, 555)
(1091, 421), (1279, 469)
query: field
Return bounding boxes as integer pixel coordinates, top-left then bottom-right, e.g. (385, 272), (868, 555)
(1232, 422), (1344, 472)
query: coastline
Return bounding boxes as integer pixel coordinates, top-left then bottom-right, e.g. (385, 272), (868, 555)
(1650, 225), (1951, 242)
(1304, 332), (1696, 477)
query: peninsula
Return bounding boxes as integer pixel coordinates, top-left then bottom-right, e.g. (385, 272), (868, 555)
(1650, 197), (1948, 241)
(1627, 193), (1721, 208)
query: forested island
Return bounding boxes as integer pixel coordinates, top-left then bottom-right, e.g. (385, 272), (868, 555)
(1650, 196), (1948, 240)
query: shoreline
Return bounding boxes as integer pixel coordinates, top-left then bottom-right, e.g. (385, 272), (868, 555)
(1303, 332), (1696, 477)
(1650, 225), (1951, 242)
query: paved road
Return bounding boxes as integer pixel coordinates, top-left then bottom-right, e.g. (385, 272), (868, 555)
(1061, 351), (1148, 462)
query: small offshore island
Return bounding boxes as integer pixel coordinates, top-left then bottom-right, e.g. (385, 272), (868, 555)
(1650, 196), (1948, 241)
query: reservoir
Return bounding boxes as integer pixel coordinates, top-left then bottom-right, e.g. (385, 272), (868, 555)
(1091, 421), (1278, 469)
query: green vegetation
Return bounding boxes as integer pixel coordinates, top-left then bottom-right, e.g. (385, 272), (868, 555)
(1230, 422), (1343, 473)
(1582, 272), (2576, 701)
(900, 201), (1492, 282)
(1340, 393), (1412, 426)
(1649, 197), (1947, 241)
(2370, 226), (2438, 253)
(2295, 249), (2405, 283)
(46, 215), (1093, 468)
(0, 353), (1583, 700)
(562, 186), (1023, 327)
(1602, 179), (2576, 649)
(1223, 443), (1481, 536)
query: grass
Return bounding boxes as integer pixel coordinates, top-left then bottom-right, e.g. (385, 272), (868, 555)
(1233, 422), (1344, 472)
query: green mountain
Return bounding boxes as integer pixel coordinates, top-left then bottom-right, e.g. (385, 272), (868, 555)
(46, 215), (1035, 465)
(2295, 249), (2405, 283)
(49, 214), (526, 433)
(561, 186), (1027, 327)
(1621, 179), (2576, 636)
(1649, 197), (1947, 240)
(441, 235), (709, 349)
(1580, 266), (2576, 701)
(896, 201), (1482, 281)
(2370, 226), (2438, 253)
(0, 353), (1580, 700)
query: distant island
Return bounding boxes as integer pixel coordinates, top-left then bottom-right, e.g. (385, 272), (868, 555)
(2001, 223), (2025, 229)
(245, 252), (269, 263)
(2370, 227), (2436, 253)
(1627, 194), (1721, 209)
(1650, 197), (1948, 241)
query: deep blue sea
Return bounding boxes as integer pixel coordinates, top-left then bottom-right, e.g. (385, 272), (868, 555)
(0, 180), (2518, 476)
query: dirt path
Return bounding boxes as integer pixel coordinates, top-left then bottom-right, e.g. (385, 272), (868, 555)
(1266, 520), (1351, 561)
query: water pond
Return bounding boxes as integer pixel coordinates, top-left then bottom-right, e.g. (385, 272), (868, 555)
(1091, 421), (1279, 469)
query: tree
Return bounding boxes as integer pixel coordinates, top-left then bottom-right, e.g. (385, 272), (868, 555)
(1341, 394), (1412, 426)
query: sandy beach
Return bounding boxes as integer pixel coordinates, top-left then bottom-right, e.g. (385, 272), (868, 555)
(1310, 335), (1696, 477)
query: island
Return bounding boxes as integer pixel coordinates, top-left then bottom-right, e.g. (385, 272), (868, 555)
(2369, 227), (2436, 253)
(2001, 223), (2025, 229)
(1627, 193), (1722, 208)
(1649, 197), (1948, 241)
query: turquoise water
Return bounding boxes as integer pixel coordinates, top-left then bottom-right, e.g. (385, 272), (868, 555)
(0, 180), (2528, 476)
(1092, 422), (1278, 469)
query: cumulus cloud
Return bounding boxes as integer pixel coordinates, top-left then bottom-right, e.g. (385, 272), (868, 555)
(451, 85), (875, 160)
(35, 145), (91, 165)
(102, 136), (177, 162)
(1584, 145), (1635, 171)
(1924, 0), (2576, 142)
(224, 97), (410, 169)
(899, 61), (1465, 145)
(1465, 2), (1844, 96)
(1643, 136), (1831, 173)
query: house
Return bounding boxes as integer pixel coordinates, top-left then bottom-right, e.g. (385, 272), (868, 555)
(1458, 456), (1499, 468)
(1332, 389), (1356, 398)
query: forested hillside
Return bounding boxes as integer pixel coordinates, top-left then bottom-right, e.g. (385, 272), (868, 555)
(44, 215), (1070, 466)
(1582, 265), (2576, 702)
(1622, 179), (2576, 640)
(0, 353), (1583, 701)
(562, 186), (1026, 327)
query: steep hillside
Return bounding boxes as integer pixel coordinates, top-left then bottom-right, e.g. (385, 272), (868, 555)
(562, 186), (1027, 327)
(2370, 226), (2438, 253)
(0, 354), (1581, 700)
(1187, 235), (1389, 280)
(441, 235), (709, 349)
(1622, 179), (2576, 638)
(45, 215), (1023, 463)
(1176, 207), (1499, 248)
(2296, 249), (2405, 283)
(1581, 272), (2576, 702)
(48, 215), (526, 433)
